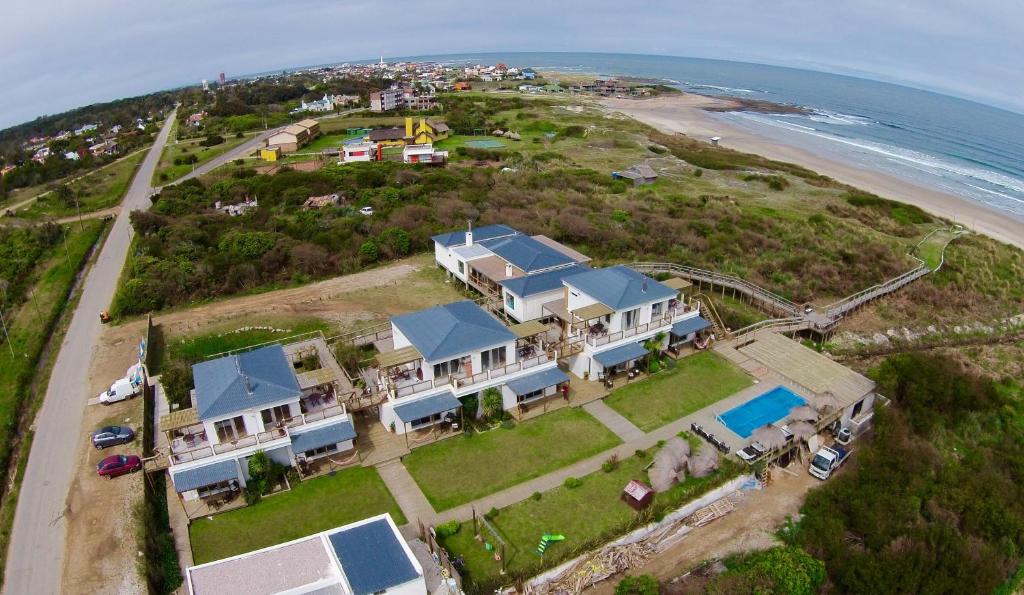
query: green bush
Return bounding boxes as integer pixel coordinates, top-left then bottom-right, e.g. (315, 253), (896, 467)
(531, 491), (542, 501)
(707, 547), (824, 595)
(634, 449), (646, 458)
(602, 454), (620, 473)
(484, 507), (499, 520)
(563, 476), (582, 489)
(434, 520), (461, 538)
(615, 574), (659, 595)
(482, 388), (503, 420)
(160, 361), (194, 409)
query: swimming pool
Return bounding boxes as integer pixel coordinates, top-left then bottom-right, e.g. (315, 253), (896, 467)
(719, 386), (806, 438)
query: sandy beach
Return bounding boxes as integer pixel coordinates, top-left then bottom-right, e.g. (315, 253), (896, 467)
(602, 95), (1024, 250)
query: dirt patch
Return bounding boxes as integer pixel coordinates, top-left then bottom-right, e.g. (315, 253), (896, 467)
(102, 254), (462, 350)
(61, 341), (146, 595)
(587, 468), (819, 595)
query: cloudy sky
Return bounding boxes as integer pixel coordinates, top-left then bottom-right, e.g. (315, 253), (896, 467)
(1, 0), (1021, 129)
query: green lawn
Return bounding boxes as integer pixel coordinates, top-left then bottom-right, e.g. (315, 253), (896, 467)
(189, 466), (406, 564)
(404, 408), (622, 511)
(440, 445), (744, 585)
(17, 150), (146, 219)
(152, 134), (252, 184)
(915, 227), (958, 271)
(168, 318), (333, 364)
(605, 352), (752, 431)
(300, 133), (362, 154)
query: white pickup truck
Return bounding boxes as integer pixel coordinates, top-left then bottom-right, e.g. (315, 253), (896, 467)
(809, 444), (852, 480)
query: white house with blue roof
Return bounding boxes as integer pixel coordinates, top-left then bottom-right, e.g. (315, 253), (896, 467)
(556, 265), (710, 379)
(374, 300), (568, 434)
(164, 344), (357, 507)
(431, 222), (590, 310)
(186, 513), (426, 595)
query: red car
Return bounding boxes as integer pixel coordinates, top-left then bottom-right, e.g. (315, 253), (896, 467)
(97, 454), (142, 478)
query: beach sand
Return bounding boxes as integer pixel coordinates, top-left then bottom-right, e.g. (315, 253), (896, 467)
(602, 95), (1024, 250)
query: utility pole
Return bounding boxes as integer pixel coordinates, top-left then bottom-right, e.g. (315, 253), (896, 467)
(0, 281), (13, 358)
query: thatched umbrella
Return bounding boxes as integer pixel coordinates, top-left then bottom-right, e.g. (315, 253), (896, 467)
(789, 421), (817, 442)
(750, 425), (787, 451)
(688, 446), (719, 478)
(649, 463), (676, 493)
(813, 391), (842, 412)
(664, 437), (690, 461)
(790, 405), (819, 423)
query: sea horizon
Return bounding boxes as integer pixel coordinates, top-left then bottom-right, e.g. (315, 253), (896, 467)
(244, 51), (1024, 221)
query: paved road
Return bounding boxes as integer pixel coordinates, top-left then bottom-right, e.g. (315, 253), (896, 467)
(2, 112), (176, 595)
(2, 115), (275, 594)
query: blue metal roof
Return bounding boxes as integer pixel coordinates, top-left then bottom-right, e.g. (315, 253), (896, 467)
(171, 459), (238, 492)
(505, 367), (570, 396)
(431, 224), (518, 248)
(391, 300), (515, 362)
(671, 316), (711, 336)
(291, 418), (357, 453)
(563, 266), (676, 310)
(593, 342), (649, 368)
(483, 234), (575, 273)
(192, 344), (301, 421)
(329, 518), (420, 595)
(393, 391), (461, 423)
(499, 264), (589, 297)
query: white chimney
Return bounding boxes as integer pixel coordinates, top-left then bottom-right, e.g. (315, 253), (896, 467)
(505, 263), (513, 278)
(641, 279), (648, 293)
(466, 219), (474, 246)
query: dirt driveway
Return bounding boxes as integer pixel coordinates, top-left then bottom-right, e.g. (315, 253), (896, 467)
(588, 468), (819, 594)
(61, 343), (146, 595)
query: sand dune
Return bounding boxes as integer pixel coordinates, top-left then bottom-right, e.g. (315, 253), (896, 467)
(602, 95), (1024, 250)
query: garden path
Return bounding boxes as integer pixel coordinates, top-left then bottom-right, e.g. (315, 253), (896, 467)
(582, 401), (645, 441)
(377, 460), (437, 533)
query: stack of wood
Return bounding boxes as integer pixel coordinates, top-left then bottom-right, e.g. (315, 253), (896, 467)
(538, 543), (653, 595)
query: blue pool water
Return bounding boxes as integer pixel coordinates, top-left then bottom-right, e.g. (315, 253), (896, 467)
(719, 386), (806, 438)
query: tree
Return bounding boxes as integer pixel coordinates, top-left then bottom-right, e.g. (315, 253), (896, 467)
(160, 362), (194, 409)
(482, 388), (503, 420)
(55, 183), (76, 207)
(246, 450), (270, 504)
(381, 228), (411, 256)
(358, 240), (379, 263)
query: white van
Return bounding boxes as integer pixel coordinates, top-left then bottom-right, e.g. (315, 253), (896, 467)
(98, 377), (139, 404)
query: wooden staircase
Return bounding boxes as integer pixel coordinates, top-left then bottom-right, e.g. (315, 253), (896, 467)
(693, 293), (729, 338)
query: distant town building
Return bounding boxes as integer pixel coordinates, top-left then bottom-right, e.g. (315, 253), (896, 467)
(202, 79), (209, 91)
(187, 112), (207, 127)
(370, 89), (403, 112)
(218, 72), (226, 85)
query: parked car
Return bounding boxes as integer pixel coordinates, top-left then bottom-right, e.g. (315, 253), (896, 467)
(98, 377), (139, 404)
(359, 206), (374, 216)
(97, 454), (142, 478)
(91, 425), (135, 449)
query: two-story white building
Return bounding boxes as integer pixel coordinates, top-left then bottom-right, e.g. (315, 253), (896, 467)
(186, 513), (426, 595)
(163, 344), (356, 506)
(551, 266), (711, 379)
(375, 300), (568, 434)
(431, 223), (590, 321)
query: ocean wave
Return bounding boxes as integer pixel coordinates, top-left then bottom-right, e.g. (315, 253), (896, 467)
(800, 110), (873, 126)
(685, 82), (760, 94)
(731, 113), (1024, 198)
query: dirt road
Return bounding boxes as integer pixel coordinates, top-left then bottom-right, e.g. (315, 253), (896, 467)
(3, 112), (176, 595)
(588, 469), (818, 595)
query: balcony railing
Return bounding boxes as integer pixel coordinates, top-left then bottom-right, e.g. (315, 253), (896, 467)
(452, 353), (551, 389)
(584, 308), (698, 347)
(285, 404), (347, 428)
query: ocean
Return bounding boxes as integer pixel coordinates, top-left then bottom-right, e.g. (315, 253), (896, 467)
(398, 52), (1024, 220)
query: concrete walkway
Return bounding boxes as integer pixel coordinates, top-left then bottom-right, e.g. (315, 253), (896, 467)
(377, 460), (437, 529)
(583, 401), (644, 442)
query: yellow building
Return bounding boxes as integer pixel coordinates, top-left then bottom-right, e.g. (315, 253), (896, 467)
(405, 117), (450, 144)
(260, 147), (282, 162)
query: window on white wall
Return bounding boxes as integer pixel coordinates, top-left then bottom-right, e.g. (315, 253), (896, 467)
(505, 293), (515, 309)
(623, 308), (640, 329)
(481, 346), (507, 370)
(651, 302), (663, 317)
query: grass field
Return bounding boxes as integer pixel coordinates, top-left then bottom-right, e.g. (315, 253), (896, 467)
(167, 318), (335, 364)
(189, 466), (406, 564)
(440, 444), (744, 585)
(404, 408), (622, 511)
(605, 352), (752, 432)
(152, 134), (252, 184)
(16, 150), (146, 219)
(914, 227), (958, 271)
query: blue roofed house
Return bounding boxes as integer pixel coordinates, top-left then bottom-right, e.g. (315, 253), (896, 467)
(185, 513), (426, 595)
(555, 266), (709, 379)
(374, 300), (568, 433)
(161, 342), (357, 514)
(431, 222), (590, 320)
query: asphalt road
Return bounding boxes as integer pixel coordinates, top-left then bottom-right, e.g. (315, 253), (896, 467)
(2, 114), (278, 594)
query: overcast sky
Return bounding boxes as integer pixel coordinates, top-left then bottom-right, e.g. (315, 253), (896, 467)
(2, 0), (1021, 129)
